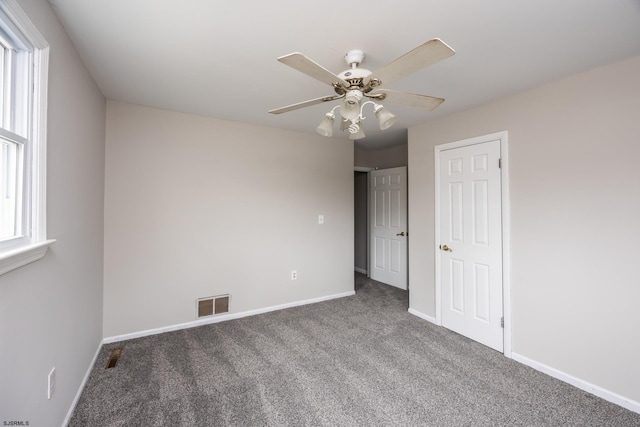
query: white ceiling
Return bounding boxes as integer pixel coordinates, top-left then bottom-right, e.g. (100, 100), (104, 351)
(48, 0), (640, 149)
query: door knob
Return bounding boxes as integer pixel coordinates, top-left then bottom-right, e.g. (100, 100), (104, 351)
(396, 231), (406, 236)
(440, 244), (453, 252)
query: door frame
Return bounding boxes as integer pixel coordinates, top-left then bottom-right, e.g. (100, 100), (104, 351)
(434, 131), (512, 357)
(368, 166), (408, 290)
(354, 166), (374, 275)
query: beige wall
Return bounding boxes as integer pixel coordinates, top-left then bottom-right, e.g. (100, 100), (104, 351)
(355, 142), (408, 169)
(0, 0), (106, 424)
(408, 55), (640, 404)
(103, 101), (354, 337)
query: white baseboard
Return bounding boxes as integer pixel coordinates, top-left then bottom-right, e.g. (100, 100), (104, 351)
(103, 290), (356, 344)
(408, 308), (437, 325)
(405, 312), (639, 414)
(512, 352), (640, 414)
(62, 340), (103, 427)
(64, 297), (640, 422)
(67, 291), (354, 424)
(354, 267), (367, 275)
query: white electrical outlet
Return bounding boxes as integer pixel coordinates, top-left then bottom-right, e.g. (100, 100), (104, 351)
(48, 367), (56, 399)
(291, 270), (298, 280)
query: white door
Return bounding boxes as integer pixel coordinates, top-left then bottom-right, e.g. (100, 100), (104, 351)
(369, 167), (408, 290)
(439, 141), (503, 351)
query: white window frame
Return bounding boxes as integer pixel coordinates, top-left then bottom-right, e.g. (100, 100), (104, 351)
(0, 0), (54, 276)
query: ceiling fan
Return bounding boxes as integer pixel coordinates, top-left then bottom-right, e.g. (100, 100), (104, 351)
(269, 39), (455, 140)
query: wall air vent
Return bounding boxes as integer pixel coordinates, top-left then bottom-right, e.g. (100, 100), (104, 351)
(197, 294), (230, 318)
(214, 296), (229, 314)
(198, 298), (214, 317)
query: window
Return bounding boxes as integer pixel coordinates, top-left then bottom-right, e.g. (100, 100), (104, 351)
(0, 133), (21, 240)
(0, 0), (53, 275)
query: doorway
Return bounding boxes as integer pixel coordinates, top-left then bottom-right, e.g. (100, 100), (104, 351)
(369, 167), (408, 290)
(354, 171), (368, 275)
(353, 166), (409, 291)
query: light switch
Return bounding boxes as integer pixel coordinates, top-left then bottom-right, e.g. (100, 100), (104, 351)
(318, 214), (324, 224)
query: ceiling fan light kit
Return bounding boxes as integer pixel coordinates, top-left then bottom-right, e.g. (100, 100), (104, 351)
(269, 39), (455, 140)
(348, 122), (366, 140)
(316, 111), (336, 137)
(373, 104), (397, 130)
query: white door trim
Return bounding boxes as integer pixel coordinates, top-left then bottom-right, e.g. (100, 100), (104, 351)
(354, 167), (373, 275)
(354, 166), (375, 172)
(434, 131), (512, 357)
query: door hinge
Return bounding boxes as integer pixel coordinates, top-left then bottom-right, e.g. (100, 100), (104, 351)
(498, 158), (502, 169)
(501, 317), (504, 328)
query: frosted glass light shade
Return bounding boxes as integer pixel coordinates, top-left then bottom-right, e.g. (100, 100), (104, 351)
(374, 105), (397, 130)
(340, 98), (361, 122)
(316, 113), (335, 137)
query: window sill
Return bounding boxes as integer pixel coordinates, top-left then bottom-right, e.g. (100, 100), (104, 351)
(0, 239), (56, 276)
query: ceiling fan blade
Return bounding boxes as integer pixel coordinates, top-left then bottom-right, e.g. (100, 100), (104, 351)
(372, 89), (445, 111)
(367, 39), (455, 86)
(268, 94), (344, 114)
(278, 52), (349, 88)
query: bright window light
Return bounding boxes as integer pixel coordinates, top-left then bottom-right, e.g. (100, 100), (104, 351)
(0, 0), (54, 275)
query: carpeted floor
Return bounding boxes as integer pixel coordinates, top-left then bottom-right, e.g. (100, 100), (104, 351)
(69, 274), (640, 426)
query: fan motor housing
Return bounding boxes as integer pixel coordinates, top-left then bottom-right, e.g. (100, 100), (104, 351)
(338, 68), (372, 81)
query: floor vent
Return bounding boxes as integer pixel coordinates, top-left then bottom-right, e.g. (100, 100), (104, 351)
(197, 295), (230, 318)
(105, 348), (122, 369)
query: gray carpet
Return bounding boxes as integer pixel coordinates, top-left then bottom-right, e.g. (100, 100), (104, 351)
(70, 274), (640, 426)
